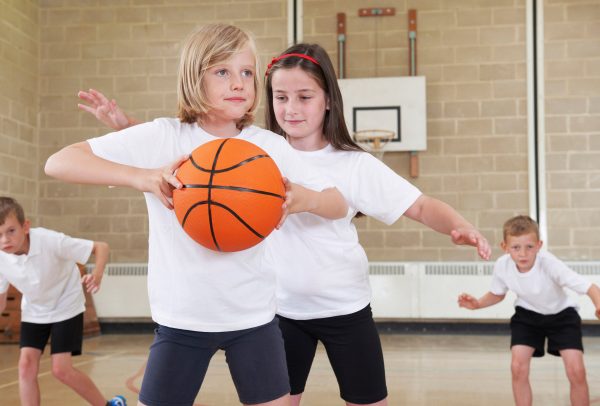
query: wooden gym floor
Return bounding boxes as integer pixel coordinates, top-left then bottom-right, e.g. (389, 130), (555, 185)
(1, 332), (599, 405)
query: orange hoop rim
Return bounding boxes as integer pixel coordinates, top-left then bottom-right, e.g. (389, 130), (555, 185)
(353, 129), (395, 142)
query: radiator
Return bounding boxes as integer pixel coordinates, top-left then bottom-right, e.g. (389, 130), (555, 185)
(91, 263), (150, 319)
(90, 262), (600, 321)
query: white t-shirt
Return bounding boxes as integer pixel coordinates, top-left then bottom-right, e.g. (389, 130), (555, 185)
(490, 250), (592, 315)
(87, 118), (330, 332)
(267, 144), (422, 320)
(0, 228), (92, 324)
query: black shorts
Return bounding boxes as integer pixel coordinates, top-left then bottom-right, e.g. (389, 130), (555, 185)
(139, 317), (290, 406)
(277, 304), (387, 404)
(510, 306), (583, 357)
(19, 312), (84, 356)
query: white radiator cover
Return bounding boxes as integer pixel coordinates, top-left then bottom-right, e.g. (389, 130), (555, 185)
(91, 262), (600, 321)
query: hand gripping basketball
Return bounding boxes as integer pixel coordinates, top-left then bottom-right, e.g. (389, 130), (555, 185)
(173, 138), (286, 252)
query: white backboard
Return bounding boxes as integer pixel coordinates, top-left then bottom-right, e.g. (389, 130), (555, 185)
(338, 76), (427, 151)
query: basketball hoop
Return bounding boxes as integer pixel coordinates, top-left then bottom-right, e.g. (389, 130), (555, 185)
(353, 129), (394, 160)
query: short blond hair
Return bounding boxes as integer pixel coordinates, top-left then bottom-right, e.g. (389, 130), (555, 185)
(177, 24), (260, 129)
(503, 215), (540, 241)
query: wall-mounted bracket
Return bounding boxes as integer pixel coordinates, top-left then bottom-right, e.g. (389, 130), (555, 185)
(358, 7), (395, 17)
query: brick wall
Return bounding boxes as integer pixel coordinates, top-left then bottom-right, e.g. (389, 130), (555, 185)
(304, 0), (528, 260)
(1, 0), (598, 263)
(0, 0), (39, 221)
(36, 0), (288, 261)
(544, 0), (600, 259)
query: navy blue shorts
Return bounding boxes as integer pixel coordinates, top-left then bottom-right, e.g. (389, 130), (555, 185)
(510, 306), (583, 357)
(277, 304), (387, 404)
(139, 317), (290, 406)
(20, 312), (84, 356)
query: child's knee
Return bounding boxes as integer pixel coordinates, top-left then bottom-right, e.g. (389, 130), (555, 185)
(565, 363), (587, 384)
(18, 356), (38, 381)
(51, 362), (73, 383)
(511, 360), (529, 380)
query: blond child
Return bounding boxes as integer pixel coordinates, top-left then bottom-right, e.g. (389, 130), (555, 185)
(458, 215), (600, 406)
(0, 197), (125, 406)
(45, 24), (347, 406)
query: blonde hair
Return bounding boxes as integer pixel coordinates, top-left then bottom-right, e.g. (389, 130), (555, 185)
(503, 215), (540, 241)
(177, 24), (260, 129)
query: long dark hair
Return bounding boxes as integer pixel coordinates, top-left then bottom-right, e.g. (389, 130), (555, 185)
(264, 43), (362, 152)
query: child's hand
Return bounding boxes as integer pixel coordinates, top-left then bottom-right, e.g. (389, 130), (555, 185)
(134, 155), (188, 209)
(450, 228), (491, 260)
(276, 177), (292, 229)
(458, 293), (479, 310)
(78, 89), (132, 131)
(81, 272), (102, 294)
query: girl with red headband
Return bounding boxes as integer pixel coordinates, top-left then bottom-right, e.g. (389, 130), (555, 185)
(78, 43), (490, 406)
(261, 44), (491, 406)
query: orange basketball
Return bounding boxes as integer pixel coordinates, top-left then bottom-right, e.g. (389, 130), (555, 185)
(173, 138), (285, 252)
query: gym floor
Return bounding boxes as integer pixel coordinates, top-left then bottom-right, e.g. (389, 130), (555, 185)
(0, 332), (599, 405)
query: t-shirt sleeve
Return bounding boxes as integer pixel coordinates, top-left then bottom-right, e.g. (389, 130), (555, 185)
(55, 233), (95, 265)
(545, 253), (592, 295)
(349, 152), (422, 225)
(489, 260), (509, 296)
(87, 119), (174, 168)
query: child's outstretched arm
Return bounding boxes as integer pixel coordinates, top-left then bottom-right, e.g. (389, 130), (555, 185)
(45, 141), (187, 209)
(404, 195), (491, 260)
(586, 283), (600, 319)
(458, 292), (505, 310)
(286, 181), (348, 220)
(81, 241), (109, 294)
(78, 89), (139, 131)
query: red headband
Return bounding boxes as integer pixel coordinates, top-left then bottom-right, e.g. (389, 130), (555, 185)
(265, 53), (320, 76)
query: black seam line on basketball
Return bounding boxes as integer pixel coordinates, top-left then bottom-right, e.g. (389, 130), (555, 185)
(207, 140), (230, 252)
(189, 154), (272, 173)
(182, 184), (285, 200)
(180, 200), (266, 239)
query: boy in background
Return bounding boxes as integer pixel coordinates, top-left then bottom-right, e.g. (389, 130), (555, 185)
(459, 215), (600, 406)
(0, 197), (126, 406)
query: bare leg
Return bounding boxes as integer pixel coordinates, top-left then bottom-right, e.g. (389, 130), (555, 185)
(347, 399), (387, 406)
(244, 393), (291, 406)
(51, 352), (107, 406)
(291, 390), (388, 405)
(290, 393), (302, 406)
(511, 345), (535, 406)
(19, 347), (42, 406)
(559, 349), (589, 406)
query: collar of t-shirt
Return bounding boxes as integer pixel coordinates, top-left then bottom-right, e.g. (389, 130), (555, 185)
(295, 143), (334, 157)
(511, 255), (540, 278)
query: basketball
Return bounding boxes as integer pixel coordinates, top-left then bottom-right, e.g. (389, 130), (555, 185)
(173, 138), (286, 252)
